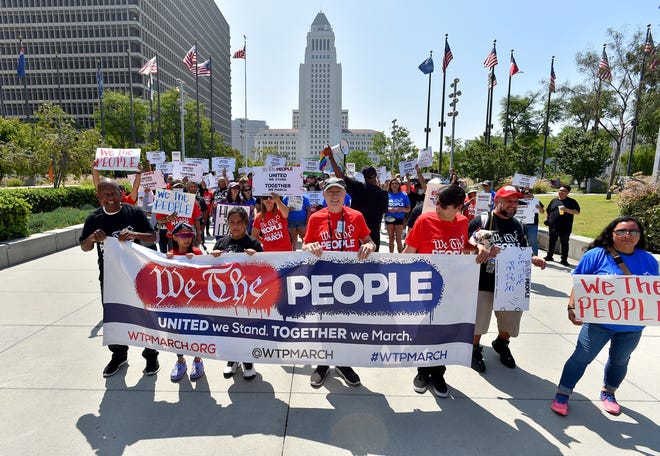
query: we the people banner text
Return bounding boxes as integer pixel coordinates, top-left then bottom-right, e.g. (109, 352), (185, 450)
(572, 275), (660, 326)
(102, 239), (480, 367)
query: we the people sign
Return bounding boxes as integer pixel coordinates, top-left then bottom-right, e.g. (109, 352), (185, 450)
(95, 148), (141, 171)
(572, 275), (660, 325)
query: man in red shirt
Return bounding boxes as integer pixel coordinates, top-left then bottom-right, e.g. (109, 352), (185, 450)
(303, 177), (376, 388)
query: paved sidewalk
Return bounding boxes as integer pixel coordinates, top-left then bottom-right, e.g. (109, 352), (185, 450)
(1, 243), (659, 455)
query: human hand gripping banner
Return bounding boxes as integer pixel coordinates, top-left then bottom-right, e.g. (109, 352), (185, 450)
(102, 238), (480, 367)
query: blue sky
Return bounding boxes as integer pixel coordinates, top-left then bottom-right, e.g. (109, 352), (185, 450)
(217, 0), (657, 151)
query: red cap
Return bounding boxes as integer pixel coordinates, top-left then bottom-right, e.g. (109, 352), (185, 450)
(495, 185), (524, 199)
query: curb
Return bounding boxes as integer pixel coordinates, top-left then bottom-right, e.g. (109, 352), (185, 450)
(0, 224), (84, 270)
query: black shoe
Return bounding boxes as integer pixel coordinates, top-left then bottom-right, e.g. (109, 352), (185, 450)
(242, 362), (256, 380)
(431, 368), (448, 398)
(544, 256), (554, 262)
(560, 259), (570, 267)
(492, 337), (516, 368)
(103, 355), (127, 378)
(413, 371), (430, 394)
(310, 365), (330, 387)
(143, 356), (160, 376)
(335, 366), (361, 386)
(471, 345), (486, 373)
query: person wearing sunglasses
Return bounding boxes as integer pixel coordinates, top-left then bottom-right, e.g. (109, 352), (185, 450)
(551, 216), (658, 417)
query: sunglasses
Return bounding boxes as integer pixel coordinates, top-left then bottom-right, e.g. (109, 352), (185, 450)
(613, 229), (640, 237)
(174, 232), (195, 238)
(244, 188), (252, 192)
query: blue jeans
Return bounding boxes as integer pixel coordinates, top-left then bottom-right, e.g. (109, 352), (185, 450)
(558, 323), (642, 395)
(525, 224), (539, 256)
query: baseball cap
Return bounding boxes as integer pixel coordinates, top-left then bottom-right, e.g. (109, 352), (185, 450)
(228, 181), (240, 189)
(495, 185), (524, 199)
(171, 179), (184, 188)
(481, 180), (492, 187)
(323, 177), (346, 192)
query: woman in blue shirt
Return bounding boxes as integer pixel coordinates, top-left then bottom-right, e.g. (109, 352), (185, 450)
(551, 216), (659, 417)
(385, 178), (410, 253)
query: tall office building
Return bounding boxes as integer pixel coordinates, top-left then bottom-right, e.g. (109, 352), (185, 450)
(231, 118), (268, 158)
(254, 12), (379, 164)
(0, 0), (231, 144)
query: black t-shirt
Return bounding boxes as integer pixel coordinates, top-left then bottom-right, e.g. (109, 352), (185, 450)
(546, 196), (580, 233)
(407, 201), (424, 229)
(344, 177), (388, 233)
(468, 211), (527, 292)
(80, 204), (155, 279)
(212, 235), (263, 253)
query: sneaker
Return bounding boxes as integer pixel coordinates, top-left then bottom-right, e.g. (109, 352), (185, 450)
(600, 390), (621, 415)
(310, 365), (330, 387)
(492, 338), (516, 368)
(413, 371), (430, 394)
(471, 345), (486, 373)
(335, 366), (361, 386)
(431, 371), (449, 398)
(551, 393), (569, 416)
(103, 355), (127, 378)
(243, 363), (256, 380)
(190, 360), (205, 381)
(144, 356), (160, 376)
(170, 360), (187, 382)
(223, 361), (238, 379)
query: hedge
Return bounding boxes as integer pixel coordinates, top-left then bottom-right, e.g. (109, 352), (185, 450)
(617, 181), (660, 254)
(3, 186), (98, 213)
(0, 194), (32, 240)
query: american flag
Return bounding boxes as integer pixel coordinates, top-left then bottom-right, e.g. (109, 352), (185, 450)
(183, 45), (196, 70)
(597, 48), (612, 81)
(195, 59), (212, 76)
(442, 40), (453, 72)
(650, 48), (659, 71)
(483, 45), (498, 68)
(510, 54), (520, 76)
(644, 30), (654, 55)
(488, 71), (497, 88)
(232, 46), (246, 59)
(17, 42), (25, 78)
(139, 56), (158, 75)
(549, 61), (556, 93)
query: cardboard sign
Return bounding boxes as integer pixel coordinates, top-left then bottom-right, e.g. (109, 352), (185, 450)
(213, 203), (254, 237)
(398, 159), (417, 177)
(306, 191), (324, 206)
(346, 163), (356, 176)
(573, 275), (660, 326)
(172, 162), (203, 182)
(152, 188), (197, 218)
(302, 159), (319, 173)
(94, 148), (141, 171)
(146, 151), (166, 164)
(252, 166), (303, 197)
(185, 157), (210, 173)
(138, 171), (167, 190)
(286, 195), (304, 211)
(376, 166), (388, 183)
(171, 151), (181, 162)
(156, 162), (172, 175)
(212, 157), (236, 174)
(512, 173), (537, 189)
(493, 247), (532, 311)
(515, 198), (537, 224)
(238, 167), (251, 176)
(421, 182), (443, 214)
(475, 192), (492, 213)
(265, 155), (287, 167)
(417, 146), (433, 168)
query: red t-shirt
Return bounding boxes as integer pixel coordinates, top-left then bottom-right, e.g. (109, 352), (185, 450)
(122, 195), (136, 205)
(463, 198), (477, 221)
(253, 209), (292, 252)
(156, 201), (203, 237)
(168, 247), (203, 256)
(304, 207), (370, 252)
(406, 211), (468, 254)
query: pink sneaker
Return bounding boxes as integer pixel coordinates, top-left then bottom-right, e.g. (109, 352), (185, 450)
(600, 391), (620, 415)
(551, 393), (569, 416)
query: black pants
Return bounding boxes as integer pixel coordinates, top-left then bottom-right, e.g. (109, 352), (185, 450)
(547, 228), (571, 261)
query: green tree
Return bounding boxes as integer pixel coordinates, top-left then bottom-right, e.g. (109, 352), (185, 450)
(555, 127), (612, 189)
(456, 138), (513, 186)
(93, 91), (148, 147)
(345, 149), (374, 172)
(376, 124), (417, 173)
(0, 118), (33, 179)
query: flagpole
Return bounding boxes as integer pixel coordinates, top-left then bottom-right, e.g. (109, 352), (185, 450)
(97, 59), (105, 138)
(55, 52), (62, 108)
(627, 24), (651, 176)
(438, 35), (449, 174)
(127, 48), (136, 147)
(0, 73), (4, 118)
(148, 73), (154, 142)
(156, 53), (163, 150)
(193, 40), (201, 157)
(209, 56), (215, 157)
(593, 44), (605, 132)
(504, 50), (514, 148)
(423, 50), (433, 148)
(484, 69), (491, 144)
(243, 35), (248, 169)
(541, 56), (555, 179)
(18, 35), (29, 121)
(486, 67), (495, 146)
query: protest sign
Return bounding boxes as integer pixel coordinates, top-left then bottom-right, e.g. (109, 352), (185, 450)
(572, 275), (660, 326)
(305, 191), (324, 206)
(421, 182), (443, 214)
(417, 146), (433, 168)
(146, 151), (166, 164)
(138, 171), (166, 190)
(515, 198), (537, 224)
(493, 247), (532, 311)
(172, 161), (203, 182)
(102, 238), (480, 367)
(286, 195), (304, 211)
(156, 162), (172, 175)
(238, 167), (251, 176)
(185, 157), (210, 173)
(301, 159), (319, 174)
(346, 163), (356, 175)
(512, 173), (537, 189)
(376, 166), (388, 183)
(213, 203), (254, 237)
(152, 188), (197, 218)
(171, 151), (181, 162)
(95, 148), (141, 171)
(398, 159), (417, 177)
(212, 157), (236, 174)
(265, 155), (287, 167)
(252, 166), (303, 197)
(475, 192), (492, 213)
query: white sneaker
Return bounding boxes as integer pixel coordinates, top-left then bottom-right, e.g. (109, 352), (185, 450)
(223, 361), (238, 378)
(243, 363), (256, 380)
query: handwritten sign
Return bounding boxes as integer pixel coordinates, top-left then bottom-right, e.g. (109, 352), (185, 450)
(212, 157), (236, 173)
(172, 161), (203, 182)
(417, 146), (433, 168)
(252, 166), (303, 197)
(346, 162), (356, 175)
(512, 173), (537, 189)
(305, 191), (324, 206)
(286, 195), (304, 211)
(94, 148), (141, 171)
(421, 182), (443, 214)
(515, 198), (537, 224)
(138, 171), (166, 190)
(265, 155), (287, 167)
(475, 192), (492, 213)
(152, 188), (197, 218)
(156, 162), (172, 175)
(185, 157), (210, 173)
(398, 158), (417, 177)
(171, 151), (181, 162)
(302, 158), (319, 173)
(376, 166), (388, 183)
(146, 151), (166, 164)
(238, 166), (251, 176)
(213, 203), (253, 237)
(494, 247), (532, 311)
(572, 275), (660, 326)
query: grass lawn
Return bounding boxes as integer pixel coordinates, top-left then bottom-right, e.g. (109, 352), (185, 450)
(538, 193), (620, 239)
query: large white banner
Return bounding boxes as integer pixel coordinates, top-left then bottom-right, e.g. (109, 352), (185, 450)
(102, 239), (481, 367)
(572, 275), (660, 326)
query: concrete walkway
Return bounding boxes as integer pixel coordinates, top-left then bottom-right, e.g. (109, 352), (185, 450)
(1, 241), (659, 455)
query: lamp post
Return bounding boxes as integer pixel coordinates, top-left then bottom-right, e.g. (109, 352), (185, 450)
(391, 119), (397, 174)
(447, 78), (461, 169)
(176, 79), (185, 159)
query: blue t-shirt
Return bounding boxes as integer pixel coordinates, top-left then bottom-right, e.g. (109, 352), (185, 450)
(387, 192), (410, 220)
(283, 195), (311, 222)
(573, 246), (659, 332)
